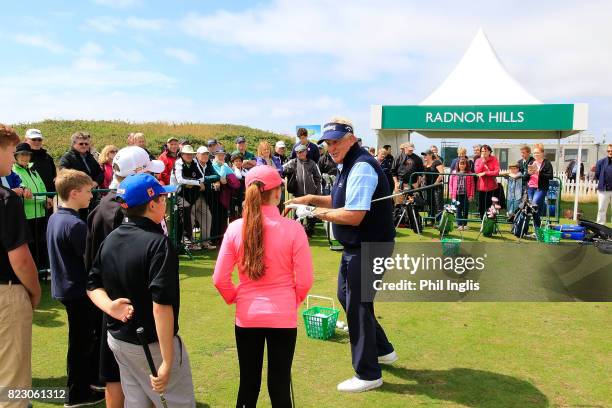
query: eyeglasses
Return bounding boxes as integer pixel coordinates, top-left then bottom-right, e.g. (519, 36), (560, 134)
(78, 142), (90, 146)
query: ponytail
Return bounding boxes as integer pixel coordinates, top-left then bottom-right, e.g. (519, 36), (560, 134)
(240, 182), (266, 280)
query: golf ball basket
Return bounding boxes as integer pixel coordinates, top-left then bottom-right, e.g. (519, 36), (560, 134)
(302, 295), (340, 340)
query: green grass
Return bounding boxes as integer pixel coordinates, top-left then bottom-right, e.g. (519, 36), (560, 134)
(32, 215), (611, 408)
(10, 120), (292, 160)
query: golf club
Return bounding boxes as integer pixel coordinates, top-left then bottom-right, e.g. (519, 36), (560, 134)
(136, 327), (169, 408)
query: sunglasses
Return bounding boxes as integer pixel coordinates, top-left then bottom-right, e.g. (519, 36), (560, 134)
(110, 150), (118, 153)
(30, 138), (43, 142)
(78, 142), (90, 146)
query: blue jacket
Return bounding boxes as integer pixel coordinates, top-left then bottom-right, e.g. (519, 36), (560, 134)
(594, 156), (612, 191)
(2, 171), (22, 188)
(256, 155), (284, 176)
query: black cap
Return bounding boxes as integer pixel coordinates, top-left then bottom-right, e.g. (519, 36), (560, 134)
(207, 139), (218, 146)
(15, 143), (32, 155)
(214, 148), (226, 154)
(235, 136), (246, 144)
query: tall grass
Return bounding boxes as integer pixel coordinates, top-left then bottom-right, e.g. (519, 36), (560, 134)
(11, 120), (293, 160)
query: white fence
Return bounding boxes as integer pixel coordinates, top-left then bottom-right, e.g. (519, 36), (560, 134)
(555, 173), (599, 203)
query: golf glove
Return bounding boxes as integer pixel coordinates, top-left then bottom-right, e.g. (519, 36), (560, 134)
(286, 204), (316, 221)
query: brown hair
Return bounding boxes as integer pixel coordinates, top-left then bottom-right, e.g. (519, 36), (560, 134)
(297, 127), (308, 137)
(239, 182), (275, 280)
(0, 124), (20, 148)
(520, 144), (531, 153)
(55, 169), (93, 201)
(125, 196), (162, 218)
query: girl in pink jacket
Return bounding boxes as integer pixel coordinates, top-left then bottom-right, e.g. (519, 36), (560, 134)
(213, 165), (313, 407)
(474, 145), (500, 218)
(449, 157), (475, 230)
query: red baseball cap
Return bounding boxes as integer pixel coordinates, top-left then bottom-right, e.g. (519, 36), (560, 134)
(245, 165), (282, 191)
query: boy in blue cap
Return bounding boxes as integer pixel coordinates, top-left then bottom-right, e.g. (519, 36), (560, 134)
(87, 174), (196, 407)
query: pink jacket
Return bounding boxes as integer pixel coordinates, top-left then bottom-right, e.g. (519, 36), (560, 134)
(474, 156), (500, 192)
(213, 205), (313, 328)
(449, 171), (475, 200)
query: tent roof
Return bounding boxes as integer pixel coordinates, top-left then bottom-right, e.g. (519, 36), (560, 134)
(370, 28), (588, 139)
(420, 28), (541, 106)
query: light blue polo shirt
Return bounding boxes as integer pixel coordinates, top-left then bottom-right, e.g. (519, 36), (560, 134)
(337, 162), (379, 210)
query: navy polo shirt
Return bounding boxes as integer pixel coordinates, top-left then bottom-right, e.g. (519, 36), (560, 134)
(47, 207), (88, 300)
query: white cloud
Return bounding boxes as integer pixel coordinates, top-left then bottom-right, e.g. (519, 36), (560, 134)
(181, 0), (612, 101)
(85, 16), (122, 33)
(113, 47), (145, 63)
(92, 0), (141, 9)
(164, 48), (197, 65)
(13, 34), (67, 54)
(126, 17), (164, 31)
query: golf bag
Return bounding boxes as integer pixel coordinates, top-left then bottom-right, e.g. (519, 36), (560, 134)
(438, 201), (459, 235)
(393, 193), (424, 233)
(512, 196), (539, 238)
(480, 216), (496, 237)
(512, 210), (531, 238)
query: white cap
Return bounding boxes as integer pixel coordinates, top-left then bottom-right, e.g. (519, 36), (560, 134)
(25, 129), (43, 139)
(196, 146), (209, 154)
(112, 146), (165, 177)
(275, 141), (286, 148)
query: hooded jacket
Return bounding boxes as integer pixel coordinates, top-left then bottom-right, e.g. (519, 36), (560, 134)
(283, 157), (322, 197)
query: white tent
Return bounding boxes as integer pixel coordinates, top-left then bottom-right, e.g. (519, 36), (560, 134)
(371, 28), (588, 219)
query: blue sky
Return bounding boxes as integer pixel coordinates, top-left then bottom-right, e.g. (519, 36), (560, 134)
(1, 0), (611, 152)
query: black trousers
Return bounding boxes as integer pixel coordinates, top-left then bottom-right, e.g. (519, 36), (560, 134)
(478, 189), (498, 219)
(234, 326), (297, 408)
(61, 297), (101, 403)
(337, 249), (394, 381)
(456, 193), (470, 226)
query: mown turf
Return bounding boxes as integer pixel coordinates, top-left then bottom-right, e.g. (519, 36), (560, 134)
(31, 211), (611, 408)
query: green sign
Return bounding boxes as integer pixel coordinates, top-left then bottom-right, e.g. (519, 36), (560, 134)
(381, 104), (575, 130)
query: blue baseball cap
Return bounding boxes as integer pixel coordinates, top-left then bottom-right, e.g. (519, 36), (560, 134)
(117, 173), (176, 208)
(235, 136), (246, 144)
(319, 122), (354, 144)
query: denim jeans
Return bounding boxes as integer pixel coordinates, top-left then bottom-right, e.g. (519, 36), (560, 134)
(527, 187), (548, 228)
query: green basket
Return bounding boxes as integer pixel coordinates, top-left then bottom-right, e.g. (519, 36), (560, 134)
(302, 295), (340, 340)
(536, 227), (562, 244)
(441, 238), (462, 256)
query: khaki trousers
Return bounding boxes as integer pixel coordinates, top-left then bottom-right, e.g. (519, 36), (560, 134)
(0, 283), (32, 408)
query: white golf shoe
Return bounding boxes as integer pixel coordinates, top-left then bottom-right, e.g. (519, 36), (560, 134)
(378, 350), (398, 365)
(337, 376), (383, 393)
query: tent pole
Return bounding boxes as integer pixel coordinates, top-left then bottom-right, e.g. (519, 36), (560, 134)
(573, 131), (583, 221)
(556, 132), (561, 175)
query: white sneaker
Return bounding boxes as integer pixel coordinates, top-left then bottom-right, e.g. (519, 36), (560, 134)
(463, 225), (470, 231)
(337, 376), (383, 393)
(378, 350), (398, 365)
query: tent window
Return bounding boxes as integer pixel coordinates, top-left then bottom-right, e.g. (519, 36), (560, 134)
(564, 148), (588, 163)
(544, 149), (556, 162)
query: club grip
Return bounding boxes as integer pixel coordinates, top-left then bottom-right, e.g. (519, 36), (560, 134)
(136, 327), (158, 377)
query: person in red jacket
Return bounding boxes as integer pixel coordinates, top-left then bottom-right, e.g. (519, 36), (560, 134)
(474, 145), (500, 219)
(157, 137), (179, 185)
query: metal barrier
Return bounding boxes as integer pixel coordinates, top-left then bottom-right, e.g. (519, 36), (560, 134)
(405, 171), (562, 225)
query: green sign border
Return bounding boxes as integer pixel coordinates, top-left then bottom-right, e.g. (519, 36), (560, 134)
(381, 104), (575, 131)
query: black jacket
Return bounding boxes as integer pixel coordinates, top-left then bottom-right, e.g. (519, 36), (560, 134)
(391, 152), (424, 184)
(518, 156), (535, 187)
(59, 149), (104, 186)
(30, 148), (57, 192)
(318, 152), (338, 176)
(536, 159), (554, 191)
